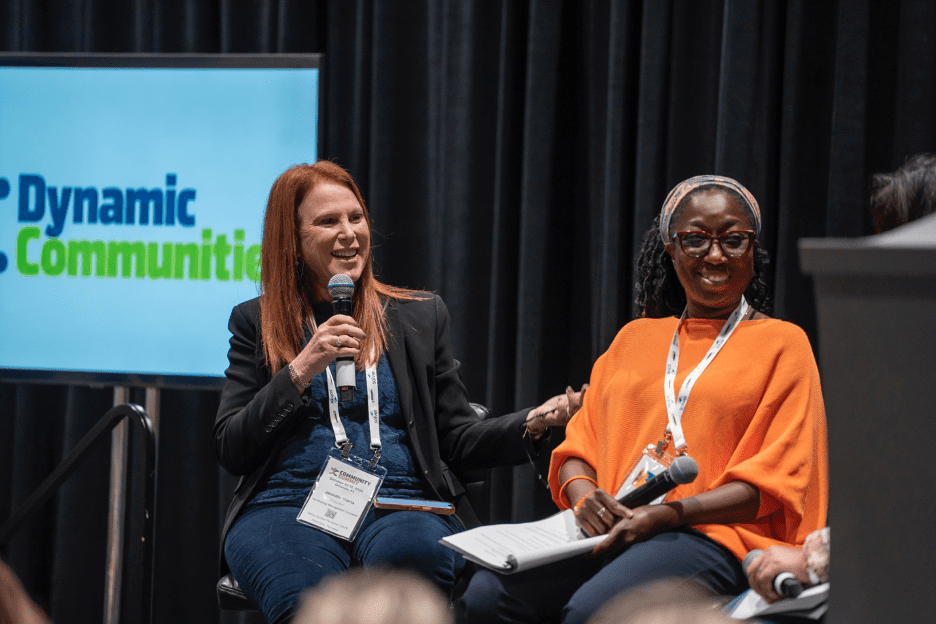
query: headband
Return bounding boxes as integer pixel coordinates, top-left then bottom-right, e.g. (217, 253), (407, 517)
(659, 175), (761, 244)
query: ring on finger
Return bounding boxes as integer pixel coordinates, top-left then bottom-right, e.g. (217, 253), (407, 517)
(335, 338), (341, 348)
(597, 507), (607, 518)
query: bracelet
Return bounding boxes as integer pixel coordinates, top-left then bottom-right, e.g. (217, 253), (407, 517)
(559, 475), (598, 506)
(288, 362), (312, 389)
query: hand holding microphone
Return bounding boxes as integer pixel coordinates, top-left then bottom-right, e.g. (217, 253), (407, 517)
(288, 274), (364, 392)
(743, 547), (808, 601)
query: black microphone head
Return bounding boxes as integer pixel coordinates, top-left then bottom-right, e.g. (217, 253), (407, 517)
(742, 549), (763, 574)
(777, 574), (804, 598)
(669, 456), (699, 485)
(327, 274), (354, 299)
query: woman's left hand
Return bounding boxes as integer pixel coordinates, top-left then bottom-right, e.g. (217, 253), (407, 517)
(525, 383), (588, 437)
(590, 503), (679, 558)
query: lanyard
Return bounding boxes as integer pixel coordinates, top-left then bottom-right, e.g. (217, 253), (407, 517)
(324, 362), (381, 468)
(663, 297), (748, 452)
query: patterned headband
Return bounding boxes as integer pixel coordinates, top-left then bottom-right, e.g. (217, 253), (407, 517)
(659, 175), (761, 244)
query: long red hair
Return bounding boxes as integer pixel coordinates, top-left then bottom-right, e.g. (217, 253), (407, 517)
(259, 161), (419, 374)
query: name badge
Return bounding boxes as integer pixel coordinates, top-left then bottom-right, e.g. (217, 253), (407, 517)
(297, 449), (387, 542)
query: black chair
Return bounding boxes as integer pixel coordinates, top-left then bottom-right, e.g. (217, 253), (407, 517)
(217, 573), (257, 613)
(217, 402), (494, 615)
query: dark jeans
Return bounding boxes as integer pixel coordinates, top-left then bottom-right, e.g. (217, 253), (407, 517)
(225, 504), (465, 624)
(456, 529), (747, 624)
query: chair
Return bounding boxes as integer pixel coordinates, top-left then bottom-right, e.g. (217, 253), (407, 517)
(217, 572), (257, 613)
(217, 402), (494, 615)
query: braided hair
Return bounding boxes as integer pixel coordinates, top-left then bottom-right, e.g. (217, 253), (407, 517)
(634, 188), (772, 319)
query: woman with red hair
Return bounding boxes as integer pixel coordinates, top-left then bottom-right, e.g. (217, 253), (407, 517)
(215, 161), (546, 624)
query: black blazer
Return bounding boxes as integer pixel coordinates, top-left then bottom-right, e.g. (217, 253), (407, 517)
(215, 294), (539, 574)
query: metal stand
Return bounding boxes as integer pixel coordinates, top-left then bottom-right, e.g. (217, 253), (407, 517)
(105, 386), (159, 624)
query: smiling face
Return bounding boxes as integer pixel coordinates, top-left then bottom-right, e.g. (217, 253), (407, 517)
(297, 181), (371, 301)
(665, 188), (756, 319)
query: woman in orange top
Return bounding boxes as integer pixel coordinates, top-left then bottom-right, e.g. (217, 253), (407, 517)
(457, 176), (828, 624)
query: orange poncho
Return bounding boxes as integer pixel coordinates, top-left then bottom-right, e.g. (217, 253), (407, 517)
(549, 317), (828, 561)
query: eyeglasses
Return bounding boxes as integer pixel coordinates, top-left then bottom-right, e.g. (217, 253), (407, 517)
(672, 230), (757, 257)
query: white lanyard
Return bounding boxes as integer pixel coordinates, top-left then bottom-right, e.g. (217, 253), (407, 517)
(663, 297), (748, 452)
(324, 361), (381, 467)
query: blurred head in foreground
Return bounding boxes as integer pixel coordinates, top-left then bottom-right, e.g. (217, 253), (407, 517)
(587, 579), (736, 624)
(293, 568), (453, 624)
(0, 559), (50, 624)
(869, 152), (936, 233)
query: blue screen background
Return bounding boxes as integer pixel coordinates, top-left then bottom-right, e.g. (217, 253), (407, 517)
(0, 66), (319, 380)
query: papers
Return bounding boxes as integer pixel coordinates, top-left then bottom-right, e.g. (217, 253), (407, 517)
(726, 583), (829, 620)
(440, 509), (605, 574)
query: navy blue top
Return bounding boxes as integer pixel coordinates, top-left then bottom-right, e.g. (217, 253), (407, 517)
(246, 308), (433, 511)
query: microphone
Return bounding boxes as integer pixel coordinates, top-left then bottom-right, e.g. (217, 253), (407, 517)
(327, 274), (356, 403)
(617, 455), (699, 509)
(742, 549), (804, 599)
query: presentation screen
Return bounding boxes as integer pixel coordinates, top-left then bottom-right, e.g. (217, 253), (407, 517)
(0, 54), (321, 388)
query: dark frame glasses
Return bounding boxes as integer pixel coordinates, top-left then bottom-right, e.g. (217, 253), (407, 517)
(671, 230), (757, 257)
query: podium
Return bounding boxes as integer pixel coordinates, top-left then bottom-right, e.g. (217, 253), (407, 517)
(799, 213), (936, 624)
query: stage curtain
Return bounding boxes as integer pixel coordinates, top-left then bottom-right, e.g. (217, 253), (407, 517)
(2, 1), (934, 622)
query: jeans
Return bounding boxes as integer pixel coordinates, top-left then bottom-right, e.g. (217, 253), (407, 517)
(225, 504), (465, 624)
(456, 529), (747, 624)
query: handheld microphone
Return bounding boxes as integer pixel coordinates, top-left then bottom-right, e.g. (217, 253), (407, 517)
(742, 549), (804, 599)
(617, 455), (699, 509)
(327, 274), (356, 402)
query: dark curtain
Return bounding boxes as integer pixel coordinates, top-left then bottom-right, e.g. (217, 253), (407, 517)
(2, 1), (934, 622)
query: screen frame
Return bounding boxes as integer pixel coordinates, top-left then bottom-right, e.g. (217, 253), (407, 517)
(0, 52), (324, 390)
